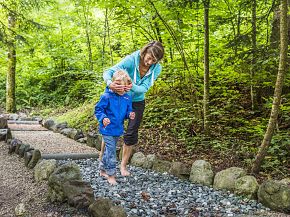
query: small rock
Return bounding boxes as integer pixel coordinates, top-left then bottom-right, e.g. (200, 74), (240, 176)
(15, 203), (26, 216)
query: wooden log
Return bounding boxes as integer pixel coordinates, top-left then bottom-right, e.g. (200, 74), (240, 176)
(42, 153), (98, 160)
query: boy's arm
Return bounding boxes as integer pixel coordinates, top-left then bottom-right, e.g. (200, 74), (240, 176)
(103, 55), (133, 87)
(131, 65), (162, 94)
(94, 95), (109, 124)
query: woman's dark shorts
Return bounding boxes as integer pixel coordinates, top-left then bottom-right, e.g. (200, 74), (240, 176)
(124, 100), (145, 146)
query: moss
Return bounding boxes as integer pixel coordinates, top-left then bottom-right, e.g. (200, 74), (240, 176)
(54, 102), (97, 132)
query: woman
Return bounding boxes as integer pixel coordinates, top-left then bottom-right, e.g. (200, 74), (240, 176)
(103, 41), (164, 176)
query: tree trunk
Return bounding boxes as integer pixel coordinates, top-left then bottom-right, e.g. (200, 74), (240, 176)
(6, 13), (16, 113)
(105, 12), (113, 65)
(250, 0), (257, 110)
(85, 27), (93, 71)
(251, 0), (288, 175)
(101, 8), (108, 69)
(203, 0), (210, 133)
(83, 6), (93, 71)
(148, 0), (189, 72)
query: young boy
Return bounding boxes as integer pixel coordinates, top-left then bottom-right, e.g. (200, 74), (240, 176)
(94, 70), (135, 185)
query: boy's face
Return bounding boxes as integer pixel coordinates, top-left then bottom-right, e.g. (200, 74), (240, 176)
(114, 79), (126, 95)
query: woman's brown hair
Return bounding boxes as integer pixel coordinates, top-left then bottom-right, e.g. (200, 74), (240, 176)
(140, 41), (164, 62)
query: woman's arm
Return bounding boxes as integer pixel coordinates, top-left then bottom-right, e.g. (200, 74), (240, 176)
(103, 55), (133, 91)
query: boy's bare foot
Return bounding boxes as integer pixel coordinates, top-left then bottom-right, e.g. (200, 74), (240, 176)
(100, 170), (109, 178)
(107, 176), (117, 185)
(120, 166), (131, 176)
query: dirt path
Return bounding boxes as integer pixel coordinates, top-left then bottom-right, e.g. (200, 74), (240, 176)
(0, 121), (94, 216)
(12, 130), (96, 154)
(0, 141), (88, 217)
(0, 142), (87, 217)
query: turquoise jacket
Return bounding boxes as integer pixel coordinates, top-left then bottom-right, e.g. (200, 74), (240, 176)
(103, 50), (162, 102)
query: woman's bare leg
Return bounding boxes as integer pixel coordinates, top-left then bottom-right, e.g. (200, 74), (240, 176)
(120, 144), (132, 176)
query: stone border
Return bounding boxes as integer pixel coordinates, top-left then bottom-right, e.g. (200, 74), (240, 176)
(5, 137), (127, 217)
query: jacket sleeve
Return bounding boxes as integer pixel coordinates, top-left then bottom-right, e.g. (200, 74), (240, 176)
(125, 96), (133, 119)
(94, 94), (109, 124)
(103, 55), (134, 87)
(131, 64), (162, 94)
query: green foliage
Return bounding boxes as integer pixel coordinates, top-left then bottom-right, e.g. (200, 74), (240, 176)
(54, 101), (98, 131)
(259, 132), (290, 175)
(0, 0), (289, 178)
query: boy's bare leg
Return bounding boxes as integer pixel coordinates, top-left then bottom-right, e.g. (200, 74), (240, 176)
(120, 144), (132, 176)
(100, 170), (109, 178)
(107, 175), (117, 185)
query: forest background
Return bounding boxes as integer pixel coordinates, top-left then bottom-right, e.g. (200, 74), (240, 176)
(0, 0), (289, 181)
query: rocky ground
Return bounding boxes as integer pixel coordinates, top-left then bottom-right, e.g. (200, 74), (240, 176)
(0, 141), (88, 217)
(0, 115), (289, 217)
(61, 158), (290, 217)
(1, 136), (289, 217)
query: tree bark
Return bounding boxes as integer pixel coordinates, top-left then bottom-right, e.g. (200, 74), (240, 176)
(251, 0), (257, 110)
(101, 8), (108, 69)
(83, 6), (93, 71)
(105, 11), (113, 65)
(251, 0), (288, 175)
(203, 0), (210, 133)
(6, 13), (16, 113)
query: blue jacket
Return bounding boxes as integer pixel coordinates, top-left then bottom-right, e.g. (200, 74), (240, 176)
(94, 87), (132, 136)
(103, 50), (162, 102)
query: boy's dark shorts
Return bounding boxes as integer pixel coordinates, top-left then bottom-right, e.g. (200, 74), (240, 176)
(124, 100), (145, 146)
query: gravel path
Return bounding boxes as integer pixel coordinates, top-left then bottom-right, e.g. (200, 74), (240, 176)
(9, 123), (48, 131)
(60, 159), (289, 217)
(12, 130), (96, 154)
(0, 141), (88, 217)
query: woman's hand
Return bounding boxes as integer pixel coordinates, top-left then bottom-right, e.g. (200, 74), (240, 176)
(102, 118), (111, 127)
(129, 112), (135, 120)
(109, 80), (125, 92)
(124, 83), (133, 92)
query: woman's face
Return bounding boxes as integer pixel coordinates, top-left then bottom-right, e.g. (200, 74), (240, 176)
(143, 52), (157, 67)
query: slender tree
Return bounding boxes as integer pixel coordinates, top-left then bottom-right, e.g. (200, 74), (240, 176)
(251, 0), (288, 174)
(75, 0), (94, 71)
(6, 11), (17, 112)
(203, 0), (210, 133)
(101, 8), (108, 69)
(250, 0), (257, 111)
(1, 1), (49, 112)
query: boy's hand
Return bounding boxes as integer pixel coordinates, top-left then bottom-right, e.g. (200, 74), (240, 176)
(103, 118), (110, 127)
(129, 112), (135, 120)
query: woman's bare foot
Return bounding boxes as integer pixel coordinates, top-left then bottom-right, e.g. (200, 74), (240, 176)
(100, 170), (109, 178)
(120, 166), (131, 176)
(107, 176), (117, 185)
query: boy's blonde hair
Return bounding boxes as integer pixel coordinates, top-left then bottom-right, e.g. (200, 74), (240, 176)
(112, 70), (132, 85)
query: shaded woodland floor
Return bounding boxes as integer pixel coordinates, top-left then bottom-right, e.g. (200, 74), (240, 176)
(137, 128), (289, 184)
